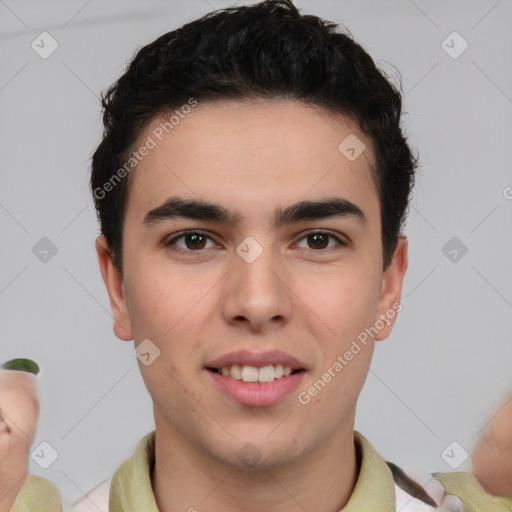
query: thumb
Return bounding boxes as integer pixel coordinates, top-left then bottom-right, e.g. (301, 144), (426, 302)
(0, 359), (40, 460)
(0, 359), (40, 512)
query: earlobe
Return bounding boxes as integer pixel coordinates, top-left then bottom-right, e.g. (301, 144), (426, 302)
(95, 235), (133, 341)
(374, 236), (408, 341)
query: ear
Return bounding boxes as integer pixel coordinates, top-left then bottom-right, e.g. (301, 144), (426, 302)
(95, 235), (133, 341)
(374, 235), (408, 341)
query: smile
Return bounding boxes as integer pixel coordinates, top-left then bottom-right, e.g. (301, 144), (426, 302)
(207, 364), (302, 383)
(204, 349), (308, 406)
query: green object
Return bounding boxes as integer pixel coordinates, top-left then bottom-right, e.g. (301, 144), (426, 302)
(1, 358), (40, 375)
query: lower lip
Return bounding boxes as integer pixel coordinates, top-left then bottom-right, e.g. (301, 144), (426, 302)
(206, 369), (306, 407)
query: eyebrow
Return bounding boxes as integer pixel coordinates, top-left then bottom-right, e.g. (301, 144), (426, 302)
(143, 196), (368, 230)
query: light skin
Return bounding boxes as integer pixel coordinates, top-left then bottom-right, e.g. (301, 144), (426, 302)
(0, 371), (39, 512)
(95, 99), (407, 511)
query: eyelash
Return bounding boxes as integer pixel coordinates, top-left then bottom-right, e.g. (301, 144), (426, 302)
(163, 230), (347, 255)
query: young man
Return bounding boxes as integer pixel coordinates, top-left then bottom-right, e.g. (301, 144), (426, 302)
(1, 1), (511, 511)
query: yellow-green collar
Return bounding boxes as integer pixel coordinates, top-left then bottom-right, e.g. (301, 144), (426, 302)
(343, 432), (396, 511)
(108, 430), (159, 512)
(108, 430), (396, 512)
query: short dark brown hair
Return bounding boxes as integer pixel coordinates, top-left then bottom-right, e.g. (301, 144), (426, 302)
(90, 0), (418, 277)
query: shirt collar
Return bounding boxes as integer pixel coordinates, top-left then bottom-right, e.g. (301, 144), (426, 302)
(343, 432), (396, 511)
(108, 430), (396, 512)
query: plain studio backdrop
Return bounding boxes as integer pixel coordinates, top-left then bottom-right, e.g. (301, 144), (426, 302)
(1, 0), (511, 508)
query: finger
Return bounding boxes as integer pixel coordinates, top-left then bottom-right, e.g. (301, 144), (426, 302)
(0, 370), (40, 444)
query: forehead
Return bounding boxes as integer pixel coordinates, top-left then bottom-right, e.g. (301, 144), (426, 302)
(124, 99), (379, 230)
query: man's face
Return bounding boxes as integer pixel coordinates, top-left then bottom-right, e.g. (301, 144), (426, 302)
(97, 99), (407, 469)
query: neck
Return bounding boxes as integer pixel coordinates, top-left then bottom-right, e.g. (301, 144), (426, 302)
(152, 421), (359, 512)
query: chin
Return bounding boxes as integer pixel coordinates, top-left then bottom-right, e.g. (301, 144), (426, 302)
(208, 433), (305, 472)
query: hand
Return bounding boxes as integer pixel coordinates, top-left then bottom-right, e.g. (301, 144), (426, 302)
(0, 361), (40, 512)
(472, 392), (512, 497)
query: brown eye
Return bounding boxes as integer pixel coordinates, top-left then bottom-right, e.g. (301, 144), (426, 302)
(183, 232), (207, 250)
(165, 231), (216, 252)
(307, 233), (329, 249)
(296, 231), (346, 251)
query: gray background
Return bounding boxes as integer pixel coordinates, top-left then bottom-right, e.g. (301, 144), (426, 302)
(1, 0), (511, 508)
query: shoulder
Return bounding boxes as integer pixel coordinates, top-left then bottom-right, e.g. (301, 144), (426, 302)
(432, 471), (512, 512)
(10, 475), (62, 512)
(67, 477), (111, 512)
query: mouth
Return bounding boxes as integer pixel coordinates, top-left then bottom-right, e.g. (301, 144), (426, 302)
(204, 350), (307, 406)
(206, 364), (305, 384)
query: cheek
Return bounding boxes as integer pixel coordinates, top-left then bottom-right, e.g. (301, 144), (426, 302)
(296, 265), (381, 345)
(295, 339), (374, 435)
(123, 260), (188, 338)
(124, 271), (201, 410)
(123, 267), (207, 366)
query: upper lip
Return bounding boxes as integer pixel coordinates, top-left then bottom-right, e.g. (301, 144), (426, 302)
(205, 350), (307, 370)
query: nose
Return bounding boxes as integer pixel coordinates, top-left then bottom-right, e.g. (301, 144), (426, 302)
(220, 240), (293, 333)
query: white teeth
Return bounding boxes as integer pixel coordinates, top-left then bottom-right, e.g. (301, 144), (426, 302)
(230, 364), (242, 380)
(215, 364), (299, 383)
(241, 366), (259, 382)
(258, 365), (275, 383)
